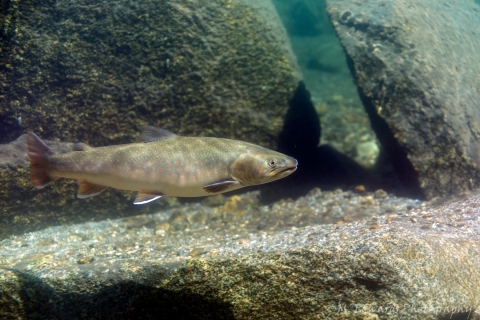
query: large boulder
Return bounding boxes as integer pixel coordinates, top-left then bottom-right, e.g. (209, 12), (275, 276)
(0, 189), (478, 319)
(326, 0), (480, 199)
(0, 0), (299, 148)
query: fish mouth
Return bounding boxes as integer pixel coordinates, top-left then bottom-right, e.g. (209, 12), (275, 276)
(279, 166), (297, 174)
(272, 159), (298, 176)
(284, 159), (298, 173)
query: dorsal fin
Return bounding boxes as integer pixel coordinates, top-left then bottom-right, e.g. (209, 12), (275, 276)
(73, 142), (93, 151)
(140, 126), (177, 143)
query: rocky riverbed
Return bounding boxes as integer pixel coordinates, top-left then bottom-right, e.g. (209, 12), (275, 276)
(1, 188), (479, 319)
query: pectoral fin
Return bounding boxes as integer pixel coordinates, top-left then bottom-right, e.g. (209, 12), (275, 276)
(202, 180), (239, 194)
(134, 190), (163, 205)
(77, 180), (108, 199)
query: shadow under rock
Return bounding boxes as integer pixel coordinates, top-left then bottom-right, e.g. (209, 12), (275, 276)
(260, 81), (423, 204)
(3, 269), (235, 320)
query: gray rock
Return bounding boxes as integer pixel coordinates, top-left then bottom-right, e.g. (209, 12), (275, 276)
(326, 0), (480, 199)
(0, 0), (299, 148)
(0, 189), (478, 319)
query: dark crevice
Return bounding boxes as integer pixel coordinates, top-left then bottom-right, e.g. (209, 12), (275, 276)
(345, 55), (424, 199)
(359, 88), (424, 199)
(260, 80), (423, 203)
(352, 277), (386, 291)
(261, 81), (373, 203)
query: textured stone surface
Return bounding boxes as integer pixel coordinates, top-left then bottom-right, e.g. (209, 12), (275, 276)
(0, 0), (299, 148)
(0, 188), (479, 319)
(326, 0), (480, 199)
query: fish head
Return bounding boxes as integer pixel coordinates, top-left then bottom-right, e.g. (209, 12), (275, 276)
(229, 149), (298, 186)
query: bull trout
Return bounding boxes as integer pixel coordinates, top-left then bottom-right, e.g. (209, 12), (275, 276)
(27, 126), (298, 204)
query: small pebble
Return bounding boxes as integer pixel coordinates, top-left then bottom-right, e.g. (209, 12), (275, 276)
(306, 187), (322, 197)
(77, 257), (94, 265)
(67, 234), (84, 242)
(201, 194), (227, 207)
(155, 222), (170, 231)
(354, 185), (366, 193)
(189, 248), (206, 257)
(374, 189), (388, 199)
(155, 229), (166, 237)
(125, 215), (153, 228)
(364, 196), (375, 206)
(186, 210), (208, 227)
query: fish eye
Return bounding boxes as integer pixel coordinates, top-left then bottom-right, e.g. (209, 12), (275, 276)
(268, 159), (277, 168)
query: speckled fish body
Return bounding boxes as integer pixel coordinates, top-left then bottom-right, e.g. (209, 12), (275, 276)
(27, 127), (298, 204)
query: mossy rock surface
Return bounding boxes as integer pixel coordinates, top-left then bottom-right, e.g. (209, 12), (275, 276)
(0, 0), (299, 148)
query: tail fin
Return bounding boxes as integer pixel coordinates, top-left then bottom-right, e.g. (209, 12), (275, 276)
(27, 132), (57, 188)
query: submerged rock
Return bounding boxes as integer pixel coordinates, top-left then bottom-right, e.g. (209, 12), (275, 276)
(0, 189), (478, 319)
(326, 0), (480, 199)
(0, 0), (299, 148)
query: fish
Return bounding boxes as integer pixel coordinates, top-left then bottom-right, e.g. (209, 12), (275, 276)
(26, 126), (298, 204)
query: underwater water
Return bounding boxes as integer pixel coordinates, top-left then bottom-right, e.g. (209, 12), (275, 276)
(1, 0), (480, 319)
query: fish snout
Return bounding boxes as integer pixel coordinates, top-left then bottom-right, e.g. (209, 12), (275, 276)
(278, 157), (298, 176)
(292, 158), (298, 168)
(290, 158), (298, 171)
(286, 157), (298, 170)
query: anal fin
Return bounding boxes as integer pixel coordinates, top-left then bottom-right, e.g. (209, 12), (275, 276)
(134, 190), (163, 205)
(202, 180), (239, 194)
(77, 180), (108, 199)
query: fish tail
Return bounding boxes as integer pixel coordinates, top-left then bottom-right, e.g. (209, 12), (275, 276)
(27, 132), (57, 188)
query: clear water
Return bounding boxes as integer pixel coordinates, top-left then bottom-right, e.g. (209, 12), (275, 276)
(1, 0), (479, 319)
